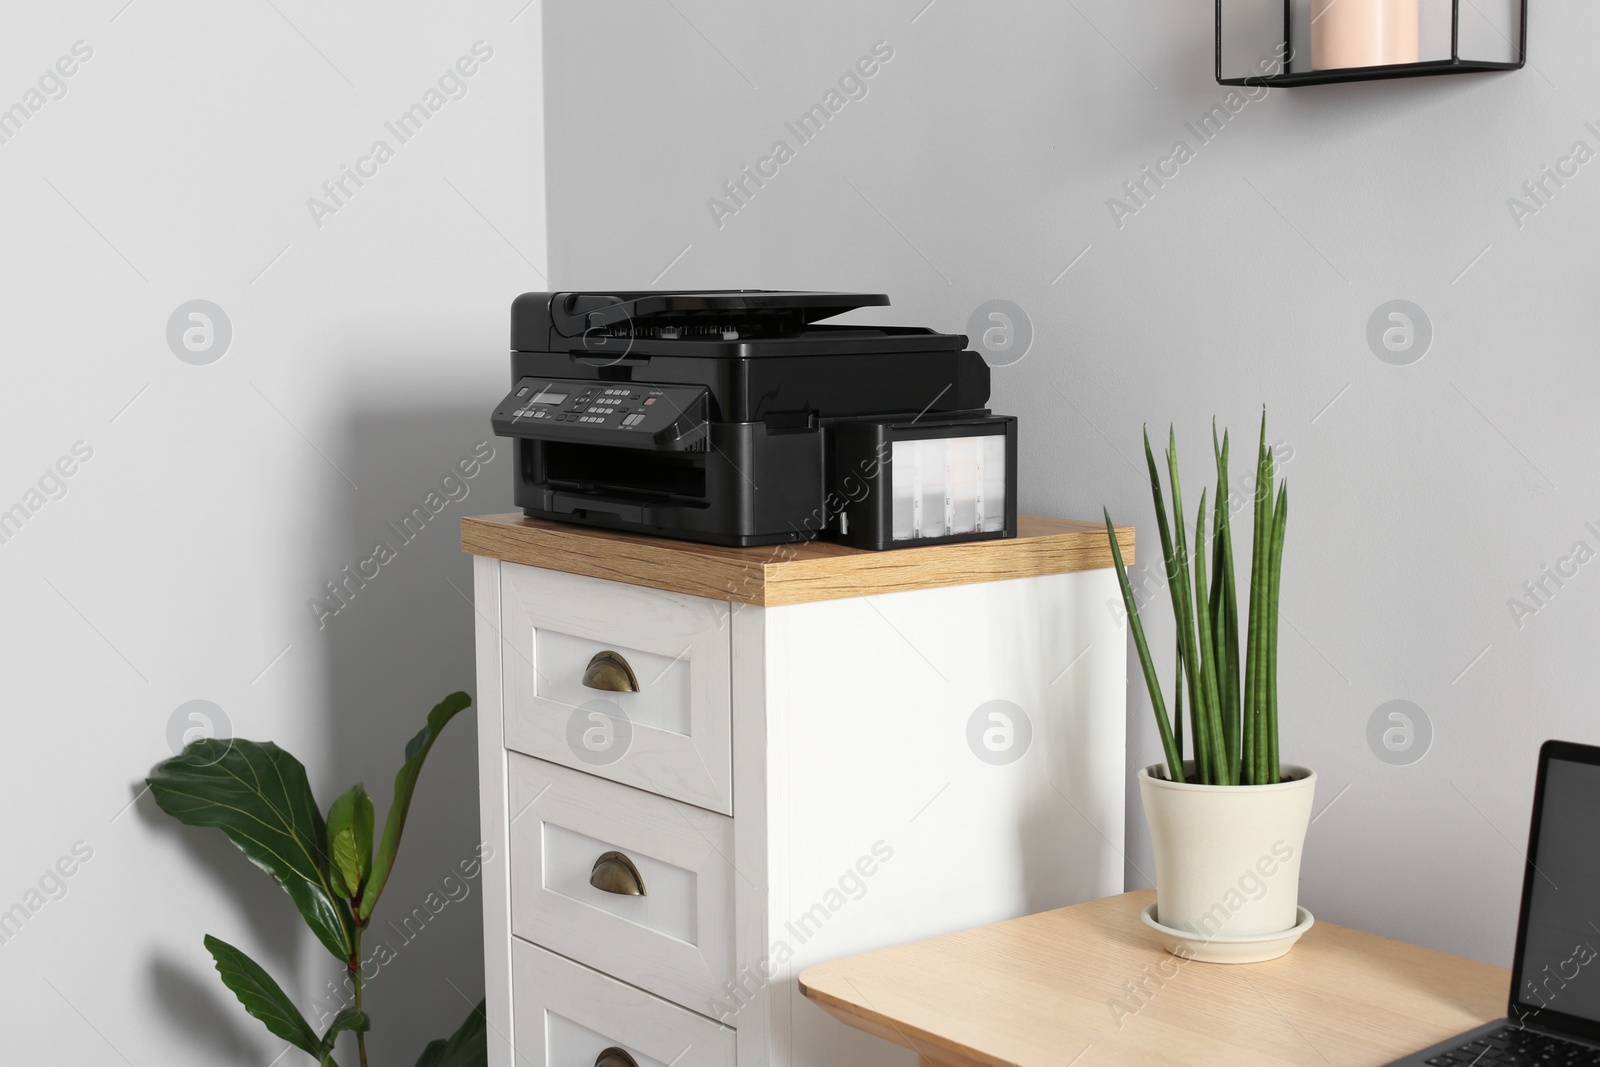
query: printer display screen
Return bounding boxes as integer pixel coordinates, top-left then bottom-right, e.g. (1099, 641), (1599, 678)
(493, 375), (712, 453)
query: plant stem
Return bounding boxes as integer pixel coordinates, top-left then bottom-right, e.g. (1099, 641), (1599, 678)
(352, 929), (369, 1067)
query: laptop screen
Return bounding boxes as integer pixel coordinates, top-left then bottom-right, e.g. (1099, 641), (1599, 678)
(1514, 754), (1600, 1025)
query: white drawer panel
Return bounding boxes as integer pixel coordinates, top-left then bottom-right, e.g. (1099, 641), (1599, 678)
(542, 823), (697, 943)
(536, 630), (692, 736)
(509, 755), (736, 1015)
(499, 563), (733, 814)
(512, 939), (735, 1067)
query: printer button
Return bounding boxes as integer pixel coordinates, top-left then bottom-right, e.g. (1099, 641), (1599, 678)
(623, 414), (645, 428)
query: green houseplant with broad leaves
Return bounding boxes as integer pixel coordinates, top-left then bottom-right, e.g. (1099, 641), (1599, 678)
(1102, 412), (1318, 963)
(147, 691), (486, 1066)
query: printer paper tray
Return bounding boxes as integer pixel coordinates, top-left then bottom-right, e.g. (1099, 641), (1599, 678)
(542, 489), (704, 525)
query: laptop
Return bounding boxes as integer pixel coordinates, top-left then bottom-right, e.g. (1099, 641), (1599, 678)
(1388, 740), (1600, 1066)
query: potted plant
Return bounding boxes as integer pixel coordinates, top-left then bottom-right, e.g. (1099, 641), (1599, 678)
(146, 691), (488, 1066)
(1103, 413), (1316, 963)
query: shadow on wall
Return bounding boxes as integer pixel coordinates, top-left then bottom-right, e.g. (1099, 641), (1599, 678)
(135, 397), (508, 1065)
(149, 953), (266, 1065)
(136, 782), (310, 1060)
(1015, 576), (1123, 917)
(136, 800), (312, 976)
(314, 400), (508, 1066)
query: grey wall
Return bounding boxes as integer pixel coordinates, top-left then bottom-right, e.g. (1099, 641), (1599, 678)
(543, 0), (1599, 967)
(0, 3), (543, 1064)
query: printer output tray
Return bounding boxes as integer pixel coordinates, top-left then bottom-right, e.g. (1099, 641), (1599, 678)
(514, 420), (828, 548)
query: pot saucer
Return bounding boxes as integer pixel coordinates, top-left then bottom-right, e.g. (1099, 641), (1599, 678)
(1139, 902), (1315, 964)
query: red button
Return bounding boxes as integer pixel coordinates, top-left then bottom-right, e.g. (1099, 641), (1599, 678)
(644, 397), (656, 405)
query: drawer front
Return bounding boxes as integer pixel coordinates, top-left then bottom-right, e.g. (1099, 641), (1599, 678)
(499, 563), (733, 814)
(512, 939), (735, 1067)
(509, 755), (736, 1014)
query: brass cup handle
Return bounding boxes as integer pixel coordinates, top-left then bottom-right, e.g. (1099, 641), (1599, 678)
(595, 1048), (639, 1067)
(582, 651), (639, 693)
(589, 851), (647, 897)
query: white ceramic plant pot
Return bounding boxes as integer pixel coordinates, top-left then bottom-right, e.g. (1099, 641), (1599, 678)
(1138, 762), (1315, 945)
(1311, 0), (1419, 70)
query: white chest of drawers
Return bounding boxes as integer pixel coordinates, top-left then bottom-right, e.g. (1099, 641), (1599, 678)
(465, 515), (1134, 1067)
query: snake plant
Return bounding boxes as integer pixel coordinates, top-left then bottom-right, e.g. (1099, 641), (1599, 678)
(146, 692), (487, 1067)
(1104, 411), (1288, 786)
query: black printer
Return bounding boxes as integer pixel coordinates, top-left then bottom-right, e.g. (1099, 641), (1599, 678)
(491, 291), (1017, 549)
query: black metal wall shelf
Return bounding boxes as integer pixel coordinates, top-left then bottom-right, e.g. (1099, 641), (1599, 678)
(1216, 0), (1527, 87)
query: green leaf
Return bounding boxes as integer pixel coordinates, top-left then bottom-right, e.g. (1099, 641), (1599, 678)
(1266, 480), (1288, 782)
(1190, 490), (1230, 784)
(1173, 632), (1184, 762)
(317, 1007), (370, 1066)
(149, 741), (354, 962)
(1105, 510), (1182, 782)
(1140, 428), (1190, 764)
(1244, 412), (1276, 785)
(1165, 430), (1213, 783)
(1141, 428), (1183, 616)
(359, 692), (473, 921)
(1139, 426), (1188, 772)
(204, 934), (320, 1057)
(1213, 425), (1242, 781)
(414, 1000), (488, 1067)
(326, 784), (374, 901)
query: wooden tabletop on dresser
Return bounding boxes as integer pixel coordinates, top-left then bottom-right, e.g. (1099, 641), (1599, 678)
(462, 514), (1135, 607)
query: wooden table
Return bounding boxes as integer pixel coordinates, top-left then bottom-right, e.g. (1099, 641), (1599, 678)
(798, 890), (1509, 1067)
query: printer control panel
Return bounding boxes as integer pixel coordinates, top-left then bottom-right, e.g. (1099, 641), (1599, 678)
(492, 376), (709, 451)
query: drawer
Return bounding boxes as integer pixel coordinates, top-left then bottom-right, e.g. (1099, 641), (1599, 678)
(499, 563), (733, 814)
(512, 938), (735, 1067)
(509, 755), (736, 1015)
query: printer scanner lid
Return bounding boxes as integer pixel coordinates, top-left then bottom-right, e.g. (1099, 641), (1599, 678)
(512, 290), (981, 353)
(512, 290), (973, 361)
(549, 291), (888, 334)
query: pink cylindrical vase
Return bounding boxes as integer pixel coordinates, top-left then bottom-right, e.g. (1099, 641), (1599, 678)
(1310, 0), (1420, 70)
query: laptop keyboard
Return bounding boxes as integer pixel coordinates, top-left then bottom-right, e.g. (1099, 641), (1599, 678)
(1425, 1026), (1600, 1065)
